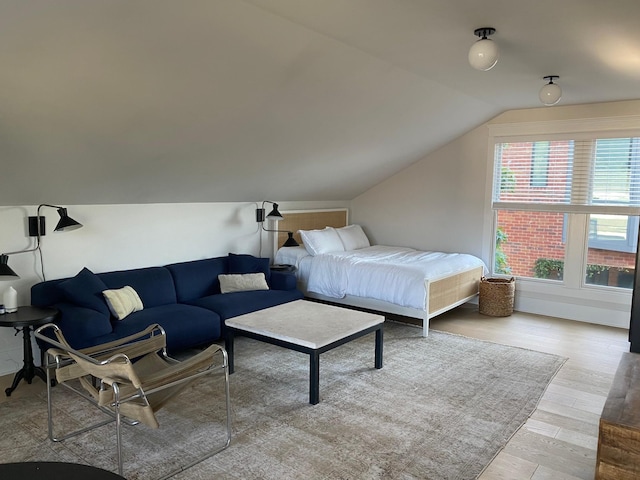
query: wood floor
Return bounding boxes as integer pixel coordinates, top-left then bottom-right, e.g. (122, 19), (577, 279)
(0, 307), (630, 479)
(429, 307), (630, 480)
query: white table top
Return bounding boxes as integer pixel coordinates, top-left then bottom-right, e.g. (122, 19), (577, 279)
(226, 300), (384, 349)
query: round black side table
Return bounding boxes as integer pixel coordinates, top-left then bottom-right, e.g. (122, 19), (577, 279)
(0, 305), (58, 396)
(0, 461), (126, 479)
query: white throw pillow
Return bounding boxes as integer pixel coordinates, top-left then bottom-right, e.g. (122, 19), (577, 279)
(219, 273), (269, 294)
(299, 227), (345, 256)
(336, 224), (370, 251)
(102, 286), (144, 320)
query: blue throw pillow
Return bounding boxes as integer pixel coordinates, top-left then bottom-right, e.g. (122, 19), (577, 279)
(228, 253), (271, 283)
(57, 267), (110, 316)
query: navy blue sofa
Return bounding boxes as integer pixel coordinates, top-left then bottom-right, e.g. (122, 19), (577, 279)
(31, 253), (303, 352)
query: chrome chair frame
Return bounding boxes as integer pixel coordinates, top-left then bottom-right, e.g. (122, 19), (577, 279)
(35, 323), (232, 479)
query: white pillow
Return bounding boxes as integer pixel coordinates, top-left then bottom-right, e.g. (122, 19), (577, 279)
(275, 245), (309, 266)
(102, 286), (144, 320)
(299, 227), (345, 256)
(336, 224), (370, 250)
(218, 273), (269, 294)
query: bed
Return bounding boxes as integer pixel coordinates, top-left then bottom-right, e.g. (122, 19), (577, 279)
(274, 209), (487, 337)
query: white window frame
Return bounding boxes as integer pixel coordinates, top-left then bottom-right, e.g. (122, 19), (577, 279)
(485, 115), (640, 329)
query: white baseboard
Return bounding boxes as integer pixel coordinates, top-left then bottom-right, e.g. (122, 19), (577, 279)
(514, 289), (631, 329)
(465, 280), (631, 330)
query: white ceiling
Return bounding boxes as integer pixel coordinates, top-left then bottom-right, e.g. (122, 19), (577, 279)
(1, 0), (639, 206)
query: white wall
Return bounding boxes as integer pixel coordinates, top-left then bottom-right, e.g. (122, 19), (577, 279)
(0, 200), (346, 375)
(351, 100), (640, 331)
(350, 123), (490, 258)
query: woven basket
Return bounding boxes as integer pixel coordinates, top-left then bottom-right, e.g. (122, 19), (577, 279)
(479, 277), (515, 317)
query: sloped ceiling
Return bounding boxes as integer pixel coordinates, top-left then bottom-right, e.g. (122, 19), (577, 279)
(1, 0), (639, 206)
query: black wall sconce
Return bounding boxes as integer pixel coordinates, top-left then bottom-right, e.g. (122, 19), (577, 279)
(256, 201), (299, 247)
(1, 204), (83, 280)
(28, 204), (83, 237)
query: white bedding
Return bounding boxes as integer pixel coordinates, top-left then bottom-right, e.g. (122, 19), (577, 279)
(275, 245), (487, 310)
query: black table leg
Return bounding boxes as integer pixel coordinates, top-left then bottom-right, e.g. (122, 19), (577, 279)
(375, 326), (383, 369)
(5, 326), (46, 397)
(5, 369), (25, 397)
(309, 351), (320, 405)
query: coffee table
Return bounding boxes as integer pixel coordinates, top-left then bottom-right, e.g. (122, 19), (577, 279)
(225, 300), (384, 404)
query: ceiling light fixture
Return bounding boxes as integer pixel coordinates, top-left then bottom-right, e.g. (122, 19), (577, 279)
(539, 76), (562, 106)
(468, 27), (498, 71)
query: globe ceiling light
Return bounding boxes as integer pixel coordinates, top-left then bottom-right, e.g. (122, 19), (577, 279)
(468, 27), (498, 71)
(539, 76), (562, 106)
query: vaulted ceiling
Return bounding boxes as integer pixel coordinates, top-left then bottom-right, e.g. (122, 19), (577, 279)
(1, 0), (639, 206)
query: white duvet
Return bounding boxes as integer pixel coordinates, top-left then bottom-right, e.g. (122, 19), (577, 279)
(276, 245), (487, 310)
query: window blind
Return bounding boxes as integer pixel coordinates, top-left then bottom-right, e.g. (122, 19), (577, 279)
(492, 137), (640, 215)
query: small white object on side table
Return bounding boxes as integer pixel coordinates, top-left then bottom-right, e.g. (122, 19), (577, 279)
(225, 300), (384, 404)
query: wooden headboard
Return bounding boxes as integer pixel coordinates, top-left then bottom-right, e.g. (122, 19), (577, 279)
(276, 209), (348, 248)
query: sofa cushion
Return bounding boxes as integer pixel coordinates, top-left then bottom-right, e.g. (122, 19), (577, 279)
(110, 304), (222, 352)
(103, 286), (144, 320)
(228, 253), (271, 283)
(99, 267), (176, 308)
(188, 289), (304, 321)
(57, 268), (110, 316)
(166, 257), (228, 302)
(219, 273), (269, 294)
(35, 303), (113, 350)
(32, 279), (70, 307)
(57, 303), (113, 348)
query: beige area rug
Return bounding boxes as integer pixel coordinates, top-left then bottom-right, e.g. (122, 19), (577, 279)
(0, 321), (565, 480)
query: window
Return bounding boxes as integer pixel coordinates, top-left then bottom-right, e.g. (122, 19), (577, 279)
(495, 210), (566, 280)
(589, 214), (638, 253)
(491, 133), (640, 289)
(588, 138), (640, 253)
(587, 214), (637, 288)
(530, 141), (550, 187)
(492, 140), (574, 208)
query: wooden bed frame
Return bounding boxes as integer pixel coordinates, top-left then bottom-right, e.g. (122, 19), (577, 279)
(276, 209), (483, 336)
